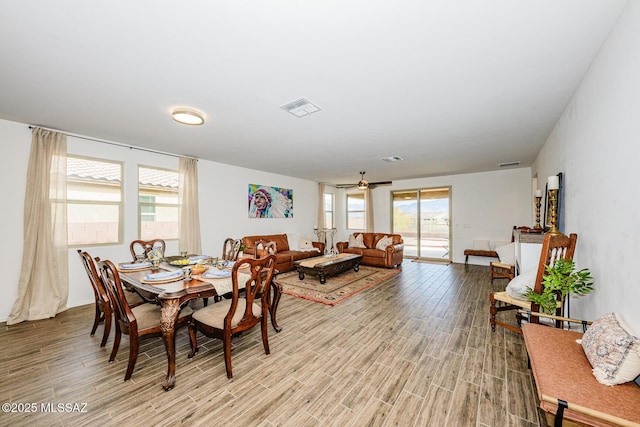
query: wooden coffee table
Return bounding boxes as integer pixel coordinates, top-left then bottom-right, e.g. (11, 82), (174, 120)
(293, 254), (363, 284)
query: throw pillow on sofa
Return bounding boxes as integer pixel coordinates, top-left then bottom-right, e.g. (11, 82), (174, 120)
(375, 235), (393, 250)
(287, 233), (300, 251)
(348, 233), (366, 248)
(299, 237), (318, 252)
(580, 312), (640, 385)
(256, 242), (276, 257)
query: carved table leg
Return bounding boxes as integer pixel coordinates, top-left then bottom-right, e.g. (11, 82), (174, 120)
(159, 298), (180, 391)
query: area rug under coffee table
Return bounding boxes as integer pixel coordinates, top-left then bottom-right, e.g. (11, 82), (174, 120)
(276, 265), (400, 306)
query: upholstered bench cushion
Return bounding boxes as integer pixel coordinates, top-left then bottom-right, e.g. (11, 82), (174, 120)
(522, 323), (640, 426)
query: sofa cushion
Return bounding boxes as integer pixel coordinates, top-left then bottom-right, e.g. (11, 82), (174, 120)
(342, 247), (365, 256)
(363, 248), (385, 258)
(348, 233), (366, 248)
(581, 312), (640, 385)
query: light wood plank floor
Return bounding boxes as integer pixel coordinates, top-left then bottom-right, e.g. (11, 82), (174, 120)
(0, 261), (548, 427)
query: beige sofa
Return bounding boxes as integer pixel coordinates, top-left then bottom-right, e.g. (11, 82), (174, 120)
(336, 232), (404, 268)
(240, 234), (325, 273)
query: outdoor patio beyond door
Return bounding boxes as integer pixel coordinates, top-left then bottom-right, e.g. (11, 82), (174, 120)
(392, 187), (451, 261)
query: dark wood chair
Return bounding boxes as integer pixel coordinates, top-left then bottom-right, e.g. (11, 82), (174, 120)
(188, 255), (277, 379)
(129, 239), (166, 262)
(98, 259), (192, 381)
(222, 238), (242, 261)
(490, 233), (577, 334)
(77, 250), (113, 347)
(253, 240), (277, 258)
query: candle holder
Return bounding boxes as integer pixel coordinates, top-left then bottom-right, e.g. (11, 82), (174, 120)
(534, 196), (542, 230)
(545, 189), (564, 236)
(315, 227), (338, 257)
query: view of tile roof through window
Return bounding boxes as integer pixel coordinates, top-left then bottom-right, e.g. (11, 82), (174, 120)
(67, 157), (121, 182)
(138, 167), (178, 189)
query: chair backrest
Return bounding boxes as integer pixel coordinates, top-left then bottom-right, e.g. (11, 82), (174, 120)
(78, 249), (109, 304)
(222, 238), (242, 261)
(227, 255), (277, 329)
(99, 259), (137, 333)
(532, 233), (578, 296)
(130, 239), (166, 261)
(253, 240), (277, 258)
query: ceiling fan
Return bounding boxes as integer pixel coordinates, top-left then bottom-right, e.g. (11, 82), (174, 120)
(334, 171), (392, 190)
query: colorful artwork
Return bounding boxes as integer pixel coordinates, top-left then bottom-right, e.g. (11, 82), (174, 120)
(248, 184), (293, 218)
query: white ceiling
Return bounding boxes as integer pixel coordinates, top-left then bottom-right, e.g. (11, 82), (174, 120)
(0, 1), (627, 186)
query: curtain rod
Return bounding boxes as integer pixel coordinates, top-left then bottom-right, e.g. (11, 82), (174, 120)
(28, 125), (197, 160)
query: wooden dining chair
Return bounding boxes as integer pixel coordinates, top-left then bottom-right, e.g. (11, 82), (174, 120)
(129, 239), (166, 262)
(77, 250), (113, 347)
(253, 240), (277, 258)
(188, 255), (277, 379)
(222, 238), (242, 261)
(99, 259), (192, 381)
(490, 233), (577, 334)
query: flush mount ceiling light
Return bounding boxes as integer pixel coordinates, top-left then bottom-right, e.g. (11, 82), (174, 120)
(171, 109), (205, 126)
(382, 156), (403, 162)
(280, 98), (321, 118)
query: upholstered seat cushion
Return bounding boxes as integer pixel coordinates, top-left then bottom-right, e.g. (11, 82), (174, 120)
(193, 300), (261, 329)
(132, 303), (192, 330)
(523, 323), (640, 426)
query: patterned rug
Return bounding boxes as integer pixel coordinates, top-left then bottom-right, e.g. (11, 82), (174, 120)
(276, 265), (400, 306)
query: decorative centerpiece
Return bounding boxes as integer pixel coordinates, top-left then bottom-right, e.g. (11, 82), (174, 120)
(525, 258), (594, 314)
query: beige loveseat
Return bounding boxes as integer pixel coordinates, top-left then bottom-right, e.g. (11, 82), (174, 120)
(240, 234), (325, 273)
(336, 232), (404, 268)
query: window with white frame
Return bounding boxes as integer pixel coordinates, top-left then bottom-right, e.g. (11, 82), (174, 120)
(67, 156), (123, 246)
(346, 193), (365, 230)
(138, 166), (179, 240)
(324, 192), (334, 228)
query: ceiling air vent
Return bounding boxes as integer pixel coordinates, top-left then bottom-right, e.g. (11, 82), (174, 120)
(499, 161), (521, 167)
(280, 98), (321, 118)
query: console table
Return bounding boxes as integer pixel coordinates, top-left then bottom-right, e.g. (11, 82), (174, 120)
(514, 229), (544, 274)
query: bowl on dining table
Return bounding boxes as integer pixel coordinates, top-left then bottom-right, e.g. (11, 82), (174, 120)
(191, 265), (209, 275)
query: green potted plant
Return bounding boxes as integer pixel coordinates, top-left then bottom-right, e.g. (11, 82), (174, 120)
(525, 258), (594, 314)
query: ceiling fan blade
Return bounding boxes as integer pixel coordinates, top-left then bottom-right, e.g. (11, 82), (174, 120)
(334, 183), (357, 189)
(368, 181), (392, 188)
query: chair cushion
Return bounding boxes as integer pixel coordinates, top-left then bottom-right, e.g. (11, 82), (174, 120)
(375, 235), (393, 250)
(132, 303), (192, 331)
(581, 312), (640, 385)
(495, 242), (515, 265)
(348, 233), (366, 248)
(473, 239), (491, 251)
(505, 268), (537, 300)
(193, 299), (261, 329)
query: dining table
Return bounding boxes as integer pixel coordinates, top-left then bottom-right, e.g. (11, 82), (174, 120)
(117, 257), (282, 391)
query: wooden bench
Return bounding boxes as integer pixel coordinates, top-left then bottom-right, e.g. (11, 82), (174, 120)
(463, 249), (498, 265)
(522, 322), (640, 427)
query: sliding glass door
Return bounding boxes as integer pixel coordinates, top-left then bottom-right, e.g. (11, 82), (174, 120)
(392, 187), (451, 260)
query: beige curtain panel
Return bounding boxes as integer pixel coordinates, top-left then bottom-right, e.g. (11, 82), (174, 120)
(178, 157), (202, 255)
(8, 128), (69, 325)
(365, 188), (374, 233)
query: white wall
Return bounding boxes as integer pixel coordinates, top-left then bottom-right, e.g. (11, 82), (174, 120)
(532, 1), (639, 333)
(361, 168), (532, 265)
(0, 119), (318, 322)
